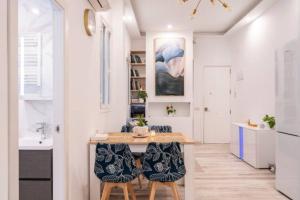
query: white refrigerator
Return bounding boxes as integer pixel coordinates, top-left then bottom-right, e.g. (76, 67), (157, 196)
(276, 39), (300, 200)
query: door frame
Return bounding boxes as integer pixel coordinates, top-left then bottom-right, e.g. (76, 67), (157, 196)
(6, 0), (68, 200)
(0, 0), (9, 199)
(202, 65), (232, 143)
(52, 1), (67, 199)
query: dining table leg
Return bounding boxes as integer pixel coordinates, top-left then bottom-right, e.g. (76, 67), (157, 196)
(90, 144), (101, 200)
(184, 144), (195, 200)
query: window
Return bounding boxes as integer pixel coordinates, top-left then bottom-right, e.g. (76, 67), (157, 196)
(100, 23), (111, 108)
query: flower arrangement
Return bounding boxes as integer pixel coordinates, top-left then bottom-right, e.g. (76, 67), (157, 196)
(262, 114), (276, 129)
(166, 104), (176, 116)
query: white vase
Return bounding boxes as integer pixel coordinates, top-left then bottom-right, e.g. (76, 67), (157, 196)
(168, 113), (175, 117)
(133, 126), (148, 136)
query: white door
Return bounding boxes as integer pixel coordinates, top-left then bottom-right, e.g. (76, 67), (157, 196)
(203, 66), (231, 143)
(52, 2), (65, 200)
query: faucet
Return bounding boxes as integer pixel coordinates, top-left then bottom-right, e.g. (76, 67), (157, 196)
(36, 122), (47, 140)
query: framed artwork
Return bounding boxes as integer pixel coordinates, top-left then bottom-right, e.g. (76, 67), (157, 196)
(154, 38), (185, 96)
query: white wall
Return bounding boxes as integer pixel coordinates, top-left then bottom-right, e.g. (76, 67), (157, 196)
(131, 37), (146, 51)
(145, 31), (194, 138)
(64, 0), (130, 199)
(229, 0), (299, 124)
(106, 0), (131, 131)
(193, 35), (231, 141)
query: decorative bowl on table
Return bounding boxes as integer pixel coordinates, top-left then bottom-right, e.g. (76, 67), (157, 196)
(132, 126), (149, 137)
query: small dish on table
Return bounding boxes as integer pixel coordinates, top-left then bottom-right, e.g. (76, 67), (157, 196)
(132, 133), (150, 138)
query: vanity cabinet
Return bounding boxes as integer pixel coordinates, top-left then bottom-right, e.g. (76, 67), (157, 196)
(19, 150), (53, 200)
(231, 123), (275, 168)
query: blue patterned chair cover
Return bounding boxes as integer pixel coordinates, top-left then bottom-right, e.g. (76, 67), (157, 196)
(94, 143), (140, 183)
(149, 125), (172, 133)
(121, 125), (172, 133)
(121, 124), (134, 133)
(142, 142), (186, 182)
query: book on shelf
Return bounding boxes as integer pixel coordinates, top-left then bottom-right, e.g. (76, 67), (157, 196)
(131, 54), (143, 63)
(134, 55), (142, 63)
(134, 69), (139, 77)
(135, 80), (141, 90)
(130, 55), (136, 63)
(130, 79), (143, 90)
(130, 69), (140, 77)
(130, 80), (136, 90)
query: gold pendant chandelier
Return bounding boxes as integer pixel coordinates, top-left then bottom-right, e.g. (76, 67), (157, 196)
(179, 0), (231, 16)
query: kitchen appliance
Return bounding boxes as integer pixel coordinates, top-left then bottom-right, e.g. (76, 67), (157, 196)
(275, 39), (300, 200)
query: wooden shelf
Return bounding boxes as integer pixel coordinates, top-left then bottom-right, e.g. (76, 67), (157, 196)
(131, 50), (145, 54)
(131, 90), (146, 92)
(129, 50), (146, 118)
(131, 63), (145, 67)
(131, 76), (146, 79)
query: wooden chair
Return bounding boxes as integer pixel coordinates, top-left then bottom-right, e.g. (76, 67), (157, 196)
(142, 142), (186, 200)
(94, 143), (140, 200)
(120, 124), (173, 189)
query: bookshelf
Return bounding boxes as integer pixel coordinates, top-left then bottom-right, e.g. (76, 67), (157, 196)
(129, 50), (146, 118)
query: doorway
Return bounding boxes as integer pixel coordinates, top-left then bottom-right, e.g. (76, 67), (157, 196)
(203, 66), (231, 143)
(18, 0), (65, 199)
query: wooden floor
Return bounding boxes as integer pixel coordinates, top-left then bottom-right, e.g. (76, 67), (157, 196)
(106, 144), (287, 200)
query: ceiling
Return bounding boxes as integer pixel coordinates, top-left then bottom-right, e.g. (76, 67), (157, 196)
(131, 0), (262, 34)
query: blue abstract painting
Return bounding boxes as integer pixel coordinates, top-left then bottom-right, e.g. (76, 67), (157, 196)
(155, 38), (185, 96)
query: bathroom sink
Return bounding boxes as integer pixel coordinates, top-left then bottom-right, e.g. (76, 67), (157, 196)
(19, 137), (53, 150)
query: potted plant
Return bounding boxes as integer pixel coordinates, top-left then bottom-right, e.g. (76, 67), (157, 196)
(137, 89), (148, 103)
(262, 114), (276, 129)
(132, 115), (148, 136)
(166, 104), (176, 117)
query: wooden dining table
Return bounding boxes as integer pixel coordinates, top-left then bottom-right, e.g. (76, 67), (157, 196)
(89, 132), (196, 200)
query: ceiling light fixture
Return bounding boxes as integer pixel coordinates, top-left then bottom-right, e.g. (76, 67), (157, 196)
(178, 0), (189, 4)
(181, 0), (231, 17)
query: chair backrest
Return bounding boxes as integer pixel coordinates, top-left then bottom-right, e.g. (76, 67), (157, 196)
(94, 143), (139, 183)
(142, 142), (186, 182)
(149, 125), (172, 133)
(121, 125), (172, 133)
(121, 124), (133, 132)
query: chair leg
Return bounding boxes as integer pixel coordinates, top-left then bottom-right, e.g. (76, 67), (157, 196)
(101, 183), (109, 200)
(105, 183), (112, 200)
(136, 159), (143, 189)
(170, 182), (180, 200)
(127, 182), (137, 200)
(148, 181), (153, 189)
(149, 182), (158, 200)
(138, 175), (142, 189)
(122, 183), (130, 200)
